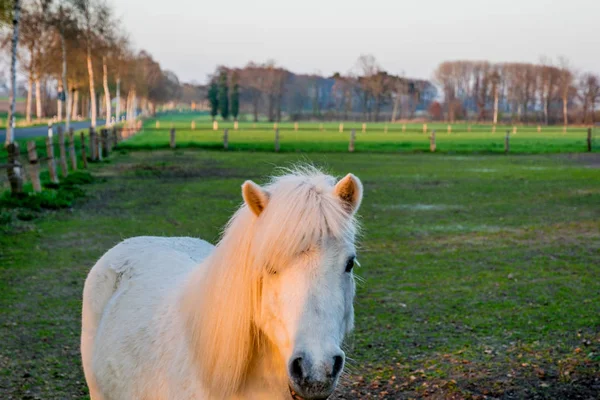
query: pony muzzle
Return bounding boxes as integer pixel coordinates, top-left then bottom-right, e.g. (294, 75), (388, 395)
(287, 350), (345, 399)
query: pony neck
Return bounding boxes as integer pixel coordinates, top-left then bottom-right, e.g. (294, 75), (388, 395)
(180, 207), (270, 398)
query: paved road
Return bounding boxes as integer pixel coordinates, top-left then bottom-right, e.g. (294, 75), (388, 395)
(0, 120), (106, 143)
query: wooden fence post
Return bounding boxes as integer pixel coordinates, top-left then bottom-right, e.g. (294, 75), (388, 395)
(6, 143), (23, 194)
(273, 122), (278, 130)
(213, 120), (218, 131)
(58, 126), (68, 177)
(505, 130), (510, 154)
(223, 128), (229, 150)
(587, 128), (592, 152)
(537, 125), (541, 133)
(191, 120), (195, 130)
(294, 122), (298, 131)
(349, 129), (356, 153)
(112, 127), (118, 147)
(68, 128), (77, 171)
(155, 120), (160, 129)
(89, 128), (97, 160)
(512, 126), (517, 135)
(423, 123), (427, 134)
(274, 128), (280, 152)
(362, 123), (366, 133)
(96, 129), (103, 161)
(339, 123), (343, 133)
(430, 130), (436, 152)
(102, 129), (110, 157)
(234, 121), (238, 130)
(80, 132), (88, 169)
(447, 125), (452, 134)
(26, 141), (42, 192)
(47, 121), (53, 138)
(170, 128), (176, 149)
(46, 137), (59, 183)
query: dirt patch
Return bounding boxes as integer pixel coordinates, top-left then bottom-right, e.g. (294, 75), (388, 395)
(419, 221), (600, 250)
(558, 153), (600, 168)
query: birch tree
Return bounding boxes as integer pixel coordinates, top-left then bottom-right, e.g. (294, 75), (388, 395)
(71, 0), (104, 127)
(558, 57), (573, 127)
(2, 0), (21, 145)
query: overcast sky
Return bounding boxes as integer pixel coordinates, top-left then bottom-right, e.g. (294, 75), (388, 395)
(112, 0), (600, 84)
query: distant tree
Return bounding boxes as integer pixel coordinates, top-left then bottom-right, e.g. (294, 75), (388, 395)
(208, 80), (218, 120)
(579, 73), (600, 124)
(231, 72), (239, 120)
(218, 70), (229, 119)
(428, 101), (443, 120)
(557, 56), (573, 127)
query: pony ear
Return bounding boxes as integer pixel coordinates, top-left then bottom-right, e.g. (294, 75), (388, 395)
(242, 180), (269, 217)
(334, 173), (363, 214)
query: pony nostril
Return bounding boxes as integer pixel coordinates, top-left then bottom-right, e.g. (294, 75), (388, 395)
(290, 356), (306, 382)
(331, 355), (344, 378)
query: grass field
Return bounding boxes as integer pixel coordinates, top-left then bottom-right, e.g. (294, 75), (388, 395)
(1, 147), (599, 399)
(119, 114), (599, 154)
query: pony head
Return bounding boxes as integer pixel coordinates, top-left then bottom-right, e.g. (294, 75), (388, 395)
(184, 167), (362, 400)
(243, 168), (362, 399)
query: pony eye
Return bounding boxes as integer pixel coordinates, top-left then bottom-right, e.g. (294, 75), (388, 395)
(345, 257), (355, 273)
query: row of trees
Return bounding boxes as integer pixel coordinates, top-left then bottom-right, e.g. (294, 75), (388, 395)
(208, 55), (437, 122)
(2, 0), (181, 145)
(434, 59), (600, 125)
(207, 69), (239, 121)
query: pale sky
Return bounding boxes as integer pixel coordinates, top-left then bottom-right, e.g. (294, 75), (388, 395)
(112, 0), (600, 84)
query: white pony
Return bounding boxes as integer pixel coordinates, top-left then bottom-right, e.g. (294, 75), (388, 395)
(81, 167), (363, 400)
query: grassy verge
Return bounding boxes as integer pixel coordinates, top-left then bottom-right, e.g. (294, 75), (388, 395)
(0, 150), (598, 399)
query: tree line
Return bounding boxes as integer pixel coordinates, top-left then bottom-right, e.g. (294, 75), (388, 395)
(206, 55), (599, 125)
(1, 0), (181, 145)
(433, 59), (600, 125)
(206, 55), (437, 123)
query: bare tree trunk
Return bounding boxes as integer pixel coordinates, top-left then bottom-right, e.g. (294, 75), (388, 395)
(57, 80), (63, 122)
(87, 46), (96, 127)
(72, 89), (79, 119)
(115, 77), (120, 122)
(61, 31), (70, 132)
(5, 0), (21, 145)
(126, 88), (133, 123)
(493, 86), (499, 124)
(562, 95), (568, 126)
(252, 96), (258, 122)
(543, 84), (549, 125)
(132, 90), (137, 120)
(35, 77), (43, 119)
(102, 56), (111, 126)
(391, 94), (400, 122)
(26, 76), (32, 123)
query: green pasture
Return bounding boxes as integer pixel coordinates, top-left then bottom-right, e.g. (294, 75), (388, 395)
(1, 148), (598, 399)
(117, 115), (598, 154)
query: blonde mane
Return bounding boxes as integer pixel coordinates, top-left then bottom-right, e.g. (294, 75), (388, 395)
(180, 166), (359, 398)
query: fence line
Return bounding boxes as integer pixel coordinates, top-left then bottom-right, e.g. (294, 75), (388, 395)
(1, 122), (143, 195)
